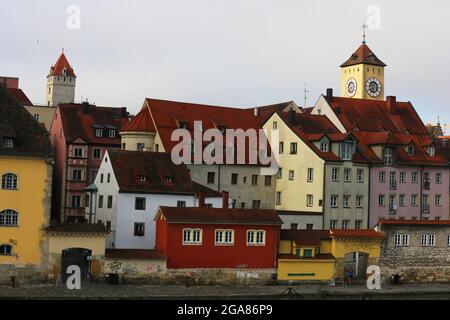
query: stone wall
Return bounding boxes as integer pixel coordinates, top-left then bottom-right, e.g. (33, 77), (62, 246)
(379, 224), (450, 283)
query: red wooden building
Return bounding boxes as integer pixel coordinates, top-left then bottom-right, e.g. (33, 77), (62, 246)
(155, 206), (282, 269)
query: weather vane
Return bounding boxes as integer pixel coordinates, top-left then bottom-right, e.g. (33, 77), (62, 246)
(304, 83), (310, 108)
(362, 24), (368, 44)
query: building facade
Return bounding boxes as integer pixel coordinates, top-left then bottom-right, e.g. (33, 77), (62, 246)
(50, 102), (129, 222)
(46, 50), (76, 107)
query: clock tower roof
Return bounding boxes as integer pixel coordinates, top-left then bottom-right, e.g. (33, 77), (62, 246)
(340, 43), (386, 68)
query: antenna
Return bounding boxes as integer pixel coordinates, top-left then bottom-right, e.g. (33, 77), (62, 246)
(362, 24), (368, 44)
(303, 82), (310, 108)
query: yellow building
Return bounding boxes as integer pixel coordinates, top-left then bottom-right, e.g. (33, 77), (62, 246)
(340, 38), (386, 100)
(0, 84), (53, 282)
(278, 229), (384, 282)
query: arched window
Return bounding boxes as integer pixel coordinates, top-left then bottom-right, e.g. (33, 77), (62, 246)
(0, 244), (13, 256)
(1, 173), (18, 190)
(0, 210), (19, 227)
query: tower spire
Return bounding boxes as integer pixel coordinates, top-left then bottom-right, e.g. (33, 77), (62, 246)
(362, 24), (368, 44)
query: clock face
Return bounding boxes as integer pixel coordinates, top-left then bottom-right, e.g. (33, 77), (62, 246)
(346, 78), (357, 97)
(366, 77), (382, 97)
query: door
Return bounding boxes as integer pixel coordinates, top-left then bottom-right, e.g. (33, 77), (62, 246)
(61, 248), (92, 283)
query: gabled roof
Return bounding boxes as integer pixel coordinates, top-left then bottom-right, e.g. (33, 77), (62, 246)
(157, 206), (283, 225)
(120, 104), (156, 133)
(340, 43), (387, 68)
(57, 103), (129, 144)
(7, 88), (33, 106)
(49, 51), (76, 77)
(0, 84), (52, 158)
(108, 150), (220, 196)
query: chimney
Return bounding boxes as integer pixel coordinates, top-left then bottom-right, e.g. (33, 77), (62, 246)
(80, 101), (90, 114)
(387, 96), (397, 114)
(222, 191), (230, 209)
(326, 88), (333, 101)
(288, 108), (296, 125)
(198, 192), (206, 208)
(254, 107), (259, 117)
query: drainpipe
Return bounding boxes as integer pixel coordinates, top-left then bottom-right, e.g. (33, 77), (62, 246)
(218, 164), (221, 193)
(419, 166), (424, 220)
(367, 164), (372, 229)
(322, 162), (327, 229)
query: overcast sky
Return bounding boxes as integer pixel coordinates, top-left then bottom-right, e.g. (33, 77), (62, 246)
(1, 0), (449, 132)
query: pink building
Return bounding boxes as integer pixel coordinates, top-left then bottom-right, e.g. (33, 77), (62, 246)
(50, 102), (130, 222)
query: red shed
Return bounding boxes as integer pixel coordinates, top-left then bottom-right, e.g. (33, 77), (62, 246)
(155, 207), (282, 269)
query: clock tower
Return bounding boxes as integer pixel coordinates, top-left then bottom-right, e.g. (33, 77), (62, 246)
(340, 33), (386, 100)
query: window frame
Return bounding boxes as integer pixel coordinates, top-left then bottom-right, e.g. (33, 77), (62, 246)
(0, 209), (19, 227)
(1, 173), (18, 190)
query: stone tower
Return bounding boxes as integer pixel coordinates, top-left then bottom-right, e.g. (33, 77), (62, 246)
(340, 38), (386, 101)
(46, 49), (76, 106)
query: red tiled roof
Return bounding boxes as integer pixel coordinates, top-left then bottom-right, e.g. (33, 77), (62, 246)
(121, 104), (156, 133)
(105, 249), (166, 260)
(108, 150), (220, 196)
(158, 206), (283, 225)
(45, 223), (109, 234)
(49, 51), (76, 77)
(340, 43), (387, 68)
(330, 229), (385, 238)
(379, 219), (450, 226)
(58, 103), (129, 144)
(280, 230), (331, 246)
(278, 254), (335, 261)
(7, 88), (33, 106)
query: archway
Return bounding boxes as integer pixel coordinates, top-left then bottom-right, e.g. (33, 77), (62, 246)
(343, 252), (369, 280)
(61, 248), (92, 283)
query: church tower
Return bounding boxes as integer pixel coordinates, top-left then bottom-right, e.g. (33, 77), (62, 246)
(46, 49), (76, 106)
(340, 30), (386, 100)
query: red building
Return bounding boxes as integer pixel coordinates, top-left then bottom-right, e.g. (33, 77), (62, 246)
(50, 102), (130, 222)
(155, 206), (282, 269)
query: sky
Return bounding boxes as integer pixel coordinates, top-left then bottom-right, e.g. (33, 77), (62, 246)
(1, 0), (450, 132)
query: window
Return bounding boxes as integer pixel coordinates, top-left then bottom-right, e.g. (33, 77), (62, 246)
(290, 143), (298, 155)
(74, 147), (83, 158)
(243, 176), (247, 184)
(306, 195), (314, 207)
(0, 210), (19, 227)
(303, 249), (313, 258)
(252, 200), (261, 209)
(426, 146), (436, 157)
(0, 244), (12, 256)
(85, 194), (90, 207)
(356, 195), (363, 208)
(331, 195), (338, 208)
(421, 234), (436, 247)
(107, 173), (111, 183)
(389, 195), (396, 214)
(134, 223), (145, 237)
(240, 202), (246, 209)
(279, 142), (284, 154)
(276, 192), (282, 205)
(330, 220), (337, 229)
(33, 114), (40, 122)
(356, 169), (364, 183)
(264, 176), (272, 186)
(108, 130), (116, 139)
(394, 234), (410, 247)
(343, 195), (351, 208)
(399, 172), (406, 183)
(215, 230), (234, 245)
(137, 143), (145, 151)
(306, 224), (314, 231)
(231, 174), (238, 185)
(4, 138), (14, 148)
(332, 168), (340, 182)
(291, 223), (298, 230)
(247, 230), (265, 246)
(399, 194), (405, 207)
(448, 235), (450, 247)
(411, 194), (418, 207)
(379, 171), (386, 183)
(411, 172), (418, 183)
(423, 172), (430, 190)
(277, 168), (283, 179)
(71, 195), (81, 208)
(320, 140), (329, 152)
(164, 177), (173, 184)
(107, 196), (113, 209)
(289, 170), (295, 181)
(100, 174), (104, 183)
(342, 220), (349, 230)
(341, 142), (354, 160)
(272, 121), (278, 130)
(355, 220), (362, 230)
(378, 195), (385, 207)
(384, 147), (394, 165)
(183, 229), (202, 245)
(423, 194), (430, 213)
(2, 173), (18, 190)
(307, 168), (314, 182)
(98, 195), (104, 208)
(251, 175), (258, 186)
(344, 168), (351, 182)
(106, 221), (111, 231)
(389, 172), (397, 190)
(436, 173), (442, 184)
(135, 197), (146, 210)
(95, 129), (103, 138)
(93, 148), (102, 159)
(435, 194), (442, 207)
(406, 144), (414, 156)
(72, 169), (82, 181)
(206, 172), (215, 184)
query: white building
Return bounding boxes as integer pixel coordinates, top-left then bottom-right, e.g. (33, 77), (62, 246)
(90, 150), (224, 249)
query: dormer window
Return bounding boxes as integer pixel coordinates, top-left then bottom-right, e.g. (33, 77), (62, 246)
(319, 138), (329, 152)
(108, 130), (116, 139)
(426, 146), (436, 157)
(62, 67), (68, 76)
(384, 146), (395, 165)
(4, 138), (14, 149)
(340, 137), (356, 161)
(95, 129), (103, 138)
(164, 177), (173, 184)
(406, 144), (414, 156)
(137, 176), (147, 182)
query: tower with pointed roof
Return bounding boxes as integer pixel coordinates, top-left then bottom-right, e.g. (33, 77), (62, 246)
(340, 29), (386, 101)
(46, 49), (76, 106)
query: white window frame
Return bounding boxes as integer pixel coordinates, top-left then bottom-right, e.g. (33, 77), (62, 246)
(436, 172), (442, 184)
(356, 169), (364, 183)
(289, 170), (295, 181)
(4, 138), (14, 148)
(356, 195), (363, 208)
(394, 234), (410, 247)
(379, 171), (386, 183)
(306, 194), (314, 207)
(307, 168), (314, 182)
(183, 228), (203, 245)
(95, 129), (103, 138)
(332, 168), (340, 182)
(344, 168), (351, 182)
(215, 229), (234, 246)
(343, 195), (351, 208)
(247, 230), (266, 246)
(331, 195), (338, 208)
